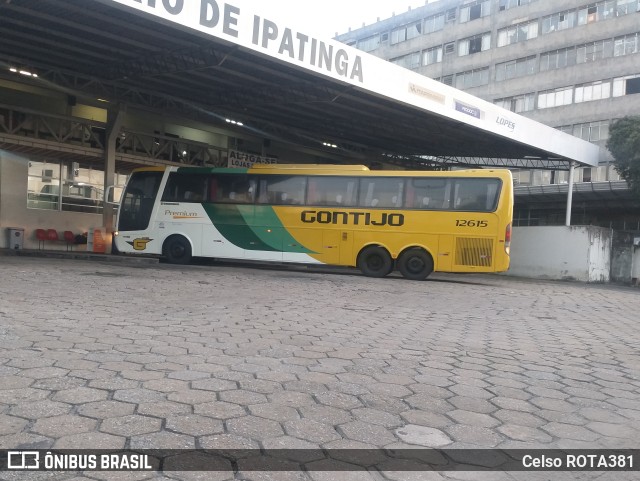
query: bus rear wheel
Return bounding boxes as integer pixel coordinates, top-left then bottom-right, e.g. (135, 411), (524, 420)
(163, 235), (192, 265)
(358, 246), (393, 278)
(398, 248), (433, 281)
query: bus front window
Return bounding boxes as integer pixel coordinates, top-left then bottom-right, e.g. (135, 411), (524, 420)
(118, 171), (163, 232)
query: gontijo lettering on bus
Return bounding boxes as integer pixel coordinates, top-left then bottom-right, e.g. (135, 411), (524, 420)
(120, 0), (364, 82)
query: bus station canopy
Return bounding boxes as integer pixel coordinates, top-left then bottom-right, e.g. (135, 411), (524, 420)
(0, 0), (600, 171)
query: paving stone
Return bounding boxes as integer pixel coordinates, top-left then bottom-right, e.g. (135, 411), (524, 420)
(298, 404), (353, 425)
(586, 421), (637, 438)
(395, 424), (452, 447)
(219, 389), (268, 405)
(199, 433), (259, 450)
(447, 410), (500, 428)
(284, 419), (341, 444)
(493, 409), (546, 428)
(112, 388), (166, 403)
(339, 420), (396, 445)
(249, 403), (300, 422)
(350, 408), (403, 428)
(541, 422), (600, 441)
(129, 431), (195, 449)
(143, 378), (190, 393)
(54, 432), (125, 449)
(0, 414), (28, 435)
(0, 375), (35, 389)
(10, 400), (72, 419)
(32, 414), (97, 437)
(165, 414), (224, 436)
(314, 391), (362, 410)
(446, 396), (496, 414)
(497, 424), (553, 443)
(361, 394), (410, 414)
(167, 389), (217, 405)
(227, 415), (284, 440)
(100, 414), (162, 436)
(400, 410), (452, 429)
(77, 400), (136, 419)
(52, 387), (109, 404)
(137, 401), (191, 417)
(0, 388), (49, 404)
(444, 425), (503, 447)
(268, 391), (316, 407)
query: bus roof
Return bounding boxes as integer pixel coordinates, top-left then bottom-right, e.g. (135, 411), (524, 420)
(132, 165), (512, 180)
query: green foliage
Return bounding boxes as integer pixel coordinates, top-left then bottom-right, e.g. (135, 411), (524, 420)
(607, 116), (640, 194)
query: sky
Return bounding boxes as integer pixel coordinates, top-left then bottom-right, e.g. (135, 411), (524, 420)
(271, 0), (430, 38)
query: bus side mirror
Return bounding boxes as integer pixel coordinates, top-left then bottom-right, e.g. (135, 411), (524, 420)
(105, 185), (118, 205)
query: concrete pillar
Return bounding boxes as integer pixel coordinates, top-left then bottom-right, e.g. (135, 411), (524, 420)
(103, 106), (125, 234)
(565, 161), (576, 226)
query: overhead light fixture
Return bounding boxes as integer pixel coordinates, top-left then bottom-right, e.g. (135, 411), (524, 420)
(225, 118), (244, 127)
(323, 142), (338, 148)
(9, 66), (37, 77)
(97, 98), (109, 103)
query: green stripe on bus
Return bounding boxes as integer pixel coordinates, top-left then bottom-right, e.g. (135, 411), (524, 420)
(202, 204), (315, 254)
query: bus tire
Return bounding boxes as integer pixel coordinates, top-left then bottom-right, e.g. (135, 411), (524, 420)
(398, 248), (433, 280)
(163, 235), (192, 265)
(357, 246), (393, 278)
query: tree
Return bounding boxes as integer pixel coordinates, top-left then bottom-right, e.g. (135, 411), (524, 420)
(606, 116), (640, 194)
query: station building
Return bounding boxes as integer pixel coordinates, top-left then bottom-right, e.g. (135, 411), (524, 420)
(4, 0), (631, 282)
(335, 0), (640, 230)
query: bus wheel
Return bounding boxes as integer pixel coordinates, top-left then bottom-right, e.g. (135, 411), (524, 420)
(358, 246), (393, 278)
(163, 235), (192, 264)
(398, 248), (433, 281)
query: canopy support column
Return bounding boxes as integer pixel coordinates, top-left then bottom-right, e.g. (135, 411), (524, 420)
(565, 161), (576, 226)
(103, 106), (125, 235)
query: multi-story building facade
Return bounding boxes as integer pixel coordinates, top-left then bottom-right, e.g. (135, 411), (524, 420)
(336, 0), (640, 228)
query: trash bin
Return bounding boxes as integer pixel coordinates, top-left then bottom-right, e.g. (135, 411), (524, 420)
(7, 227), (24, 250)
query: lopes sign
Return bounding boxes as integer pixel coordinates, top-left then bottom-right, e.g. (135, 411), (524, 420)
(111, 0), (364, 83)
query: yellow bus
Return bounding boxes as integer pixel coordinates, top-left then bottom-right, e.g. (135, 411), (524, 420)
(113, 164), (513, 280)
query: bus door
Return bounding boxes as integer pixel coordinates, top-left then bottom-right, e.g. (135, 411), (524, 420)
(118, 171), (163, 232)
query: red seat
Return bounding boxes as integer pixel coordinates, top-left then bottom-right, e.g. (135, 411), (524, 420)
(46, 229), (59, 242)
(63, 231), (75, 251)
(35, 229), (46, 250)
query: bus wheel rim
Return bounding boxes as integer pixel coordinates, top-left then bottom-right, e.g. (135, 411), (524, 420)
(407, 256), (425, 273)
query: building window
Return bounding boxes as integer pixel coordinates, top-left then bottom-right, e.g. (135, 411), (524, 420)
(540, 47), (577, 71)
(27, 161), (126, 214)
(495, 56), (537, 81)
(494, 93), (536, 113)
(614, 32), (640, 57)
(541, 10), (577, 34)
(460, 0), (491, 23)
(499, 0), (537, 11)
(538, 86), (574, 109)
(455, 67), (490, 89)
(391, 22), (422, 45)
(357, 35), (380, 52)
(575, 80), (611, 102)
(616, 0), (640, 16)
(441, 74), (454, 86)
(424, 13), (445, 34)
(390, 52), (421, 70)
(497, 20), (539, 47)
(423, 46), (443, 66)
(577, 1), (615, 25)
(458, 33), (491, 56)
(576, 39), (613, 63)
(445, 8), (457, 22)
(573, 121), (609, 142)
(444, 42), (456, 55)
(613, 74), (640, 96)
(556, 125), (574, 134)
(583, 168), (592, 182)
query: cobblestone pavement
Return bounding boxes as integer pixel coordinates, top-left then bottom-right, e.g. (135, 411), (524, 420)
(1, 256), (639, 481)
